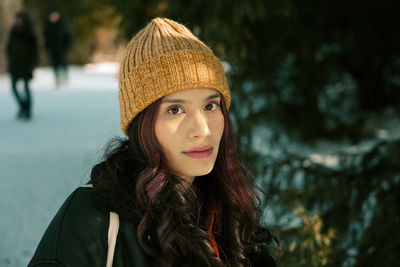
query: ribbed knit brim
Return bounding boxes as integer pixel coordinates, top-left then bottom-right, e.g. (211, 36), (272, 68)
(118, 17), (230, 135)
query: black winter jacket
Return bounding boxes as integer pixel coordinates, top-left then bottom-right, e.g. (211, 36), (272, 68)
(28, 186), (151, 267)
(6, 25), (38, 79)
(28, 186), (276, 267)
(44, 19), (72, 54)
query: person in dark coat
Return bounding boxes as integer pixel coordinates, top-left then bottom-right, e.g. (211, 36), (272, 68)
(6, 11), (38, 120)
(44, 10), (72, 87)
(29, 18), (278, 266)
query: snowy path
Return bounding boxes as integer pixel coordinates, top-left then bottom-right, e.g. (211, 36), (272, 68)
(0, 65), (122, 266)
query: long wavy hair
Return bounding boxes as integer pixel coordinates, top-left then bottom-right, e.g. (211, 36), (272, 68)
(92, 95), (272, 266)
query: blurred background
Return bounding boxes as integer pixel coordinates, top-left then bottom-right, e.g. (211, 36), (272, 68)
(1, 0), (399, 266)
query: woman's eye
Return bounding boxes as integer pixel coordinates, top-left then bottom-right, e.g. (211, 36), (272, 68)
(168, 106), (183, 114)
(205, 102), (219, 111)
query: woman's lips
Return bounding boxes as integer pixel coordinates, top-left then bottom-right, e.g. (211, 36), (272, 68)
(183, 146), (213, 159)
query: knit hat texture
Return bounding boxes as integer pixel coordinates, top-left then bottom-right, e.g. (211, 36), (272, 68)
(118, 17), (230, 135)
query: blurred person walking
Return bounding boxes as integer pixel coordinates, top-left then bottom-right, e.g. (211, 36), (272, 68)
(44, 10), (72, 87)
(6, 11), (38, 120)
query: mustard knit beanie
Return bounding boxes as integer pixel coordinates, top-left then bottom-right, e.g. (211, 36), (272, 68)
(118, 17), (231, 135)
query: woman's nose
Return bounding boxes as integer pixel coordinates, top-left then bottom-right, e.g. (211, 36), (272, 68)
(188, 111), (210, 138)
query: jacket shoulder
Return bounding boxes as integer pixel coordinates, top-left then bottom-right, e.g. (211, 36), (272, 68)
(28, 187), (109, 267)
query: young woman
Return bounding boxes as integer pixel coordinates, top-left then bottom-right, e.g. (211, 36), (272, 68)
(29, 18), (276, 267)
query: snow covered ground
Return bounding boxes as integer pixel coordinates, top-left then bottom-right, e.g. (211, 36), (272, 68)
(0, 64), (122, 266)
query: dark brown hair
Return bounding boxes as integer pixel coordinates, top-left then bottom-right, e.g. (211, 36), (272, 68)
(92, 96), (270, 266)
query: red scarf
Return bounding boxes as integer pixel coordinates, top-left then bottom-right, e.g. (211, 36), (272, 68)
(207, 196), (220, 258)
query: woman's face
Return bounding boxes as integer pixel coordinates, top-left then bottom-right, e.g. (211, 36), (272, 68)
(155, 88), (224, 183)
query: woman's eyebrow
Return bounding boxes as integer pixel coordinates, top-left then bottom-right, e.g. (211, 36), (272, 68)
(162, 93), (221, 104)
(162, 98), (185, 104)
(205, 93), (221, 101)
